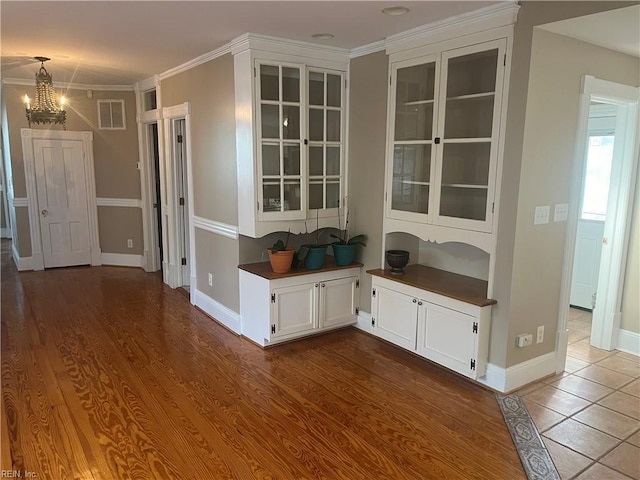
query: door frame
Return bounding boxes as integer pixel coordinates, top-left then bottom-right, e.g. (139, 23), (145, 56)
(557, 75), (639, 370)
(162, 103), (195, 298)
(21, 129), (101, 270)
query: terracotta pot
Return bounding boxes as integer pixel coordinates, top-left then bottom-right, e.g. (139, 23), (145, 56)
(268, 248), (295, 273)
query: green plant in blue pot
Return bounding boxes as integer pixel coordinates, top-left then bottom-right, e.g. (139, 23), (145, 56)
(330, 210), (366, 266)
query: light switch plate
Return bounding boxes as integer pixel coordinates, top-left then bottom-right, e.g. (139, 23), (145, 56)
(554, 203), (569, 222)
(534, 205), (550, 225)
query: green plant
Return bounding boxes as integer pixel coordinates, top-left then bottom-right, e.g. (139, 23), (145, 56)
(270, 229), (291, 253)
(330, 209), (366, 246)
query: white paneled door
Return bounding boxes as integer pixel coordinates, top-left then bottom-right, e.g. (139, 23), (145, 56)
(33, 139), (91, 268)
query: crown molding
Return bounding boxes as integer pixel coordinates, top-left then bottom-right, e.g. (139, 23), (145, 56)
(386, 1), (520, 55)
(159, 43), (232, 81)
(1, 78), (133, 91)
(134, 75), (160, 93)
(350, 40), (386, 59)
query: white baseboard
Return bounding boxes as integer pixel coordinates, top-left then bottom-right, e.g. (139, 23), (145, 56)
(101, 252), (144, 267)
(194, 288), (241, 334)
(478, 352), (557, 393)
(1, 227), (11, 238)
(617, 329), (640, 357)
(12, 242), (33, 271)
(355, 310), (374, 334)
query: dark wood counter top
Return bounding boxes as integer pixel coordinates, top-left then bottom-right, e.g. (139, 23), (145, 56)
(239, 258), (363, 280)
(367, 265), (496, 307)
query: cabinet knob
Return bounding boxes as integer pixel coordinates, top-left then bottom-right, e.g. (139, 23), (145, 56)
(315, 283), (319, 288)
(321, 283), (325, 288)
(418, 301), (423, 306)
(412, 299), (417, 303)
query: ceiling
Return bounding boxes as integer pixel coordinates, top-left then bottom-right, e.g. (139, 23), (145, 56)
(2, 2), (637, 88)
(1, 1), (500, 86)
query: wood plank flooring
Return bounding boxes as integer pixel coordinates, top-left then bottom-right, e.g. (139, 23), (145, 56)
(1, 241), (525, 479)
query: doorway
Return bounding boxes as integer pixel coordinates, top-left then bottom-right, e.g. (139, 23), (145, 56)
(559, 76), (639, 370)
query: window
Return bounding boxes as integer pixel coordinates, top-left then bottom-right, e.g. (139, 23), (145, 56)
(98, 100), (126, 130)
(581, 135), (614, 221)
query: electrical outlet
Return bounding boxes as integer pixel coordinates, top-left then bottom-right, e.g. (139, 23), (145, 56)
(127, 239), (133, 249)
(536, 325), (544, 344)
(534, 206), (550, 225)
(516, 333), (533, 347)
(208, 273), (213, 287)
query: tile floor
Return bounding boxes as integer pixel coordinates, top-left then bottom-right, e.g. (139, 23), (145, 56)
(520, 308), (640, 479)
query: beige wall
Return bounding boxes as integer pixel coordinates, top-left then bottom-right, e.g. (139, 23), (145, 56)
(160, 54), (240, 311)
(2, 83), (142, 257)
(97, 206), (144, 255)
(348, 51), (388, 312)
(622, 173), (640, 332)
(491, 1), (637, 369)
(160, 55), (238, 225)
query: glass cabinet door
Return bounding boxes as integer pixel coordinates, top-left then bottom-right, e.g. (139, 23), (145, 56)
(388, 58), (437, 221)
(308, 70), (343, 212)
(257, 63), (304, 217)
(435, 41), (504, 230)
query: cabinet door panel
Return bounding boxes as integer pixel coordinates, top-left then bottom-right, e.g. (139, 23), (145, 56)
(374, 287), (418, 350)
(271, 283), (317, 338)
(320, 277), (357, 329)
(417, 302), (476, 378)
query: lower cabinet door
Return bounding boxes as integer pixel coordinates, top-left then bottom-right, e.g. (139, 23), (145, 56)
(373, 287), (418, 350)
(319, 276), (358, 329)
(417, 302), (477, 378)
(271, 283), (317, 338)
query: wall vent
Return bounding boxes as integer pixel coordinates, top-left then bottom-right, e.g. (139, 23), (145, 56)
(98, 99), (126, 130)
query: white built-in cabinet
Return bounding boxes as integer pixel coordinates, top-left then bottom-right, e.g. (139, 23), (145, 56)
(233, 35), (349, 238)
(239, 261), (360, 347)
(383, 18), (515, 253)
(369, 266), (493, 380)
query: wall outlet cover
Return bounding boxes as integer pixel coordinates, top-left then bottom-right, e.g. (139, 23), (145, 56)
(534, 206), (550, 225)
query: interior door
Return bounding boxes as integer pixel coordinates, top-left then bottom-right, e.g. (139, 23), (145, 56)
(570, 220), (604, 309)
(175, 119), (189, 287)
(33, 138), (91, 268)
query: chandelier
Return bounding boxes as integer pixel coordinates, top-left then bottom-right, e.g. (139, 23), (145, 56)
(24, 56), (66, 129)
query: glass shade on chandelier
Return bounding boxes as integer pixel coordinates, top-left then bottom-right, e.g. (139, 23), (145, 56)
(24, 57), (66, 129)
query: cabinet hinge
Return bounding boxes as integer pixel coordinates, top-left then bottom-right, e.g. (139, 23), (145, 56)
(473, 322), (478, 334)
(257, 201), (260, 211)
(385, 192), (387, 202)
(355, 307), (359, 315)
(254, 67), (257, 77)
(504, 54), (506, 67)
(345, 78), (347, 89)
(372, 288), (376, 298)
(371, 317), (375, 327)
(271, 324), (276, 334)
(177, 134), (183, 143)
(271, 293), (276, 303)
(471, 359), (476, 371)
(389, 76), (392, 86)
(181, 257), (187, 266)
(356, 279), (360, 288)
(179, 197), (185, 206)
(492, 202), (495, 214)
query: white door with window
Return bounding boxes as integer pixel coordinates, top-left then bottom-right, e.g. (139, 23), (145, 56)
(34, 138), (91, 268)
(570, 111), (615, 310)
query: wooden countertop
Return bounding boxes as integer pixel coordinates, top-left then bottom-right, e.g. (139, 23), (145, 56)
(239, 258), (363, 280)
(367, 265), (496, 307)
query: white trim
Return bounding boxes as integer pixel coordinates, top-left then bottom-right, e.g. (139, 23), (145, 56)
(192, 216), (238, 240)
(478, 352), (557, 393)
(11, 197), (28, 208)
(194, 288), (241, 334)
(1, 228), (11, 239)
(355, 310), (374, 334)
(101, 253), (144, 268)
(2, 78), (133, 91)
(11, 242), (32, 271)
(350, 41), (386, 59)
(96, 197), (142, 208)
(617, 329), (640, 357)
(385, 2), (519, 55)
(134, 75), (160, 94)
(160, 43), (232, 81)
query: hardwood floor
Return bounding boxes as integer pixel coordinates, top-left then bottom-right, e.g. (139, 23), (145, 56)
(1, 241), (525, 479)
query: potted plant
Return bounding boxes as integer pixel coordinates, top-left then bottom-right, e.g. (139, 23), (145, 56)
(267, 230), (295, 273)
(330, 209), (366, 266)
(297, 214), (329, 270)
